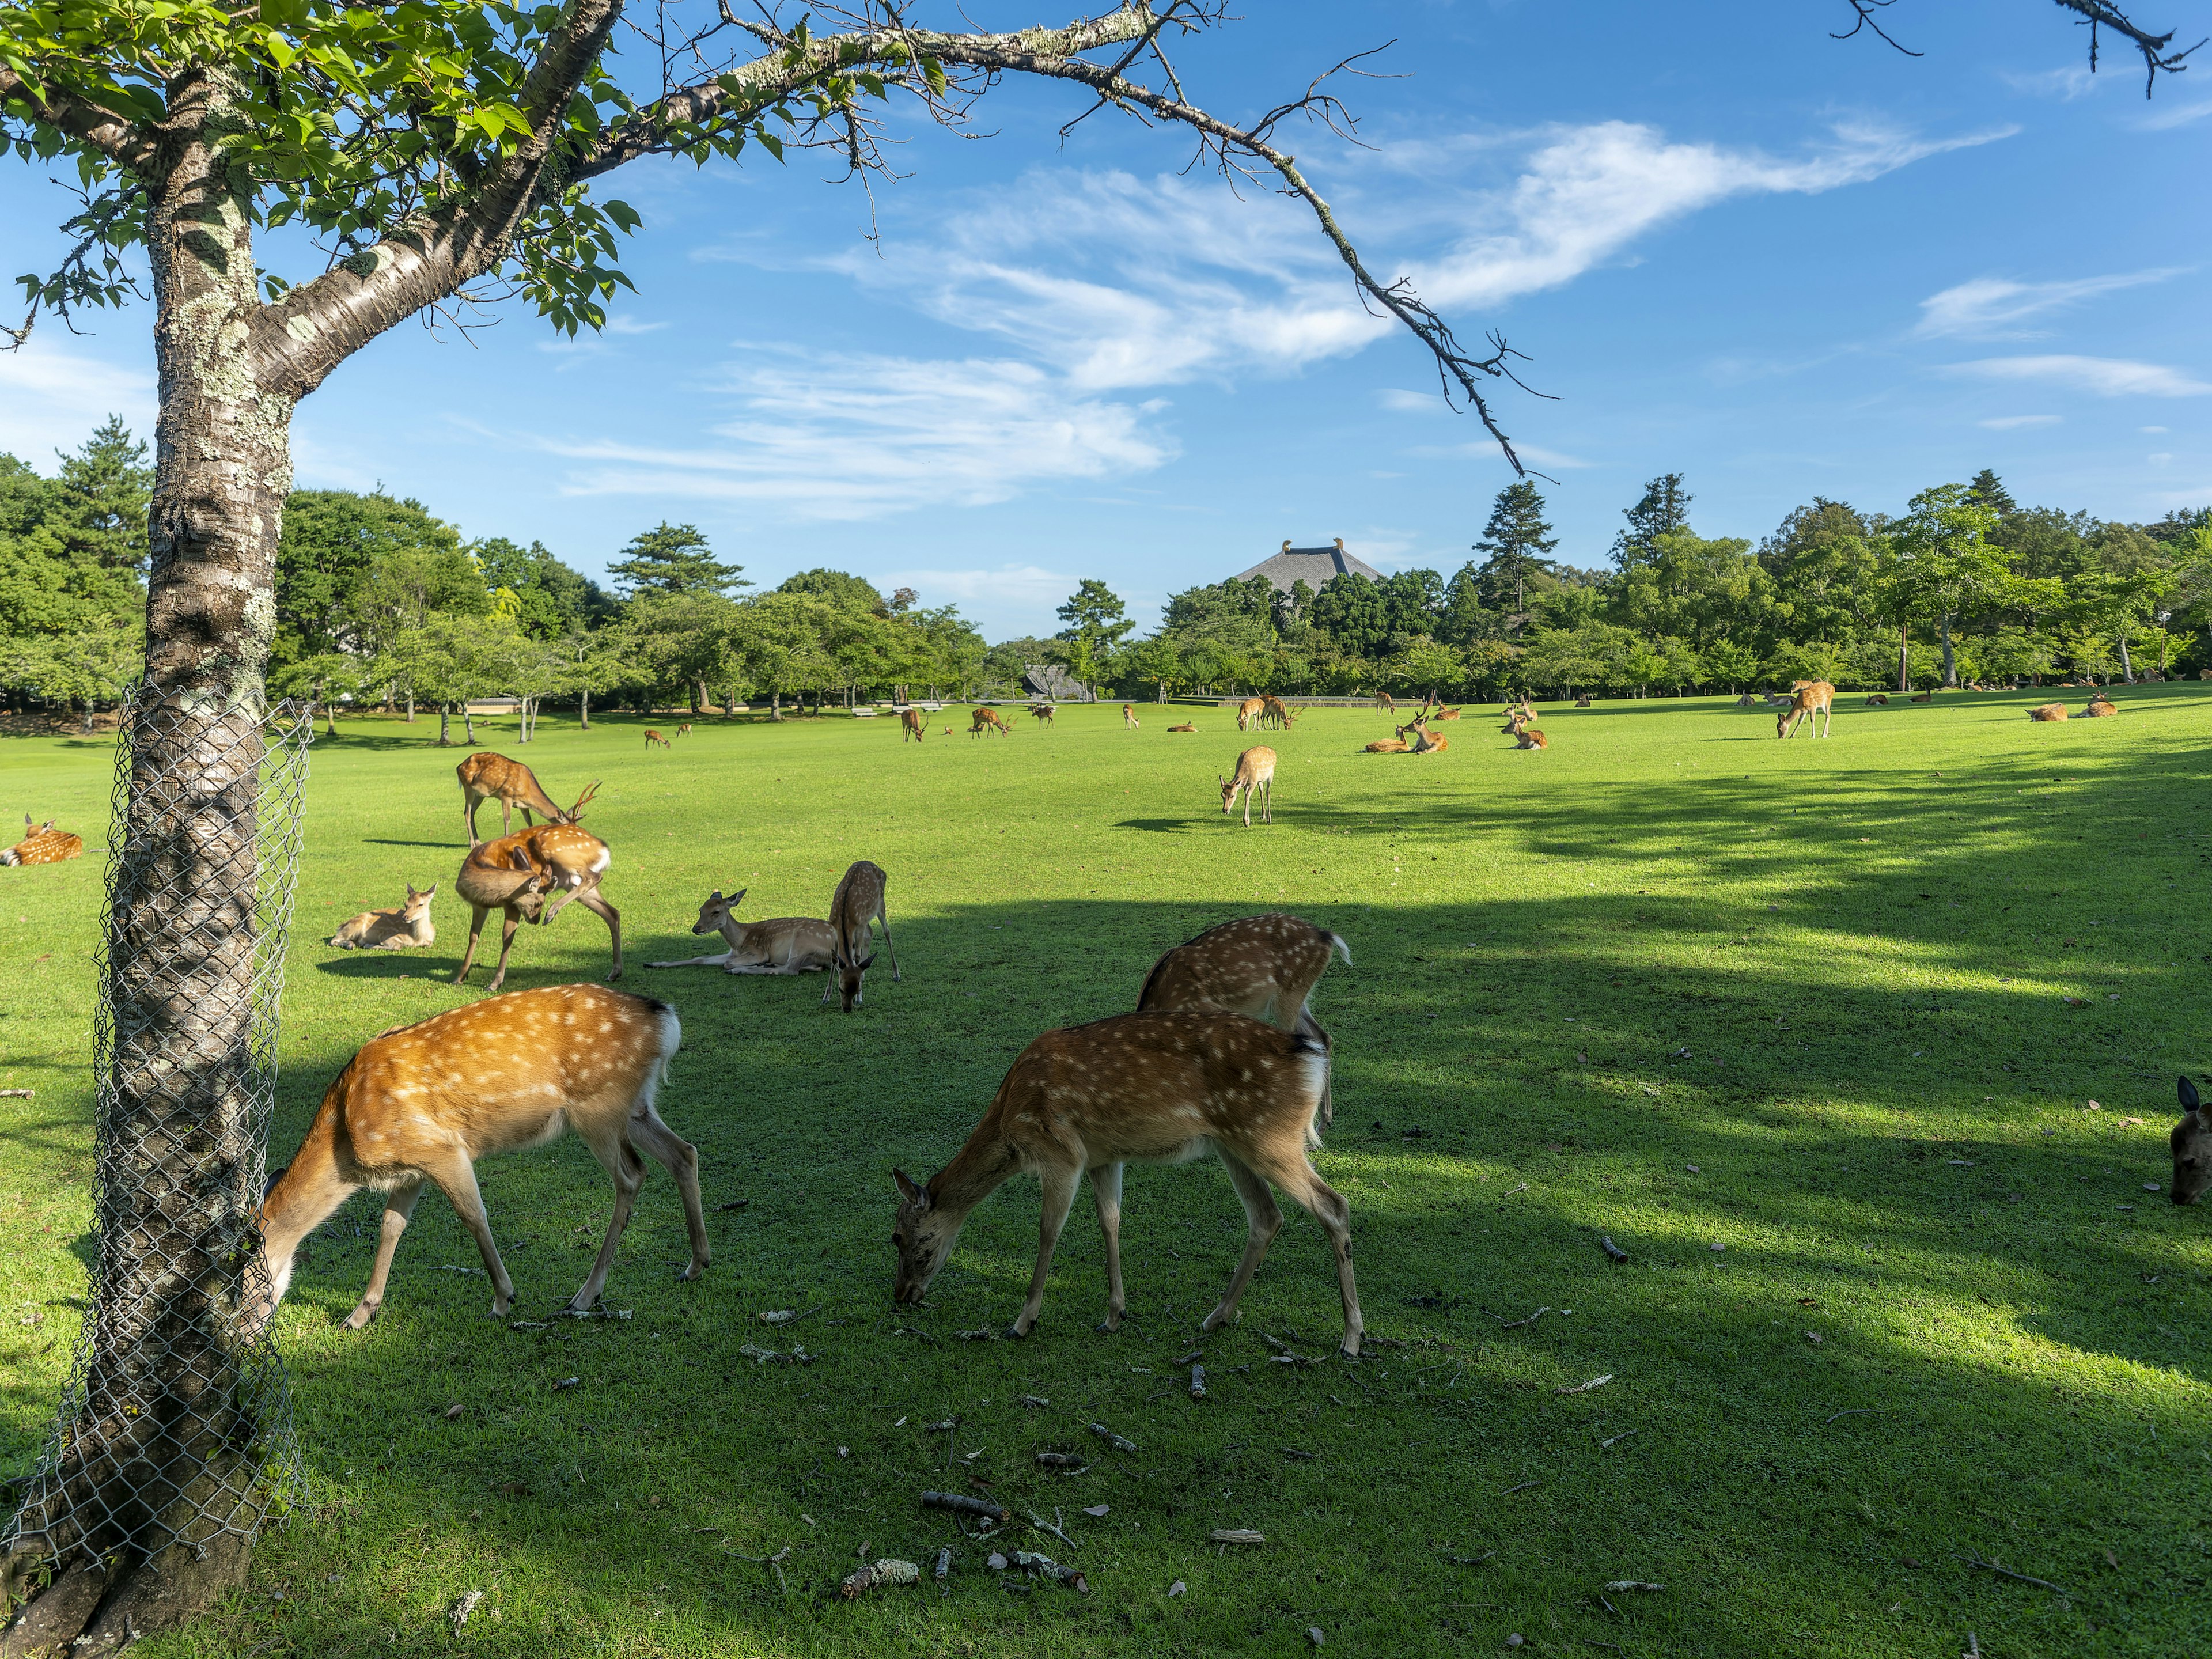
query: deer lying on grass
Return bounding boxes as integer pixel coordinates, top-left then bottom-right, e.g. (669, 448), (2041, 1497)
(1409, 728), (1450, 753)
(249, 984), (707, 1335)
(454, 824), (619, 994)
(1865, 693), (1889, 706)
(331, 882), (437, 949)
(644, 729), (671, 749)
(824, 859), (899, 1010)
(1910, 691), (1933, 704)
(2085, 697), (2118, 717)
(1363, 737), (1408, 753)
(1575, 694), (1593, 707)
(1235, 696), (1266, 732)
(1513, 729), (1547, 750)
(900, 708), (926, 742)
(1168, 721), (1195, 733)
(646, 888), (835, 975)
(1221, 745), (1277, 826)
(1138, 914), (1348, 1130)
(0, 816), (82, 865)
(891, 1010), (1363, 1354)
(2029, 702), (2068, 721)
(1123, 703), (1140, 729)
(2171, 1078), (2210, 1205)
(1777, 680), (1834, 738)
(457, 754), (600, 846)
(1431, 705), (1461, 721)
(971, 708), (1012, 738)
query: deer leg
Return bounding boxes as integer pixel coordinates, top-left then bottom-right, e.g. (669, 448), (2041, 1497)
(875, 903), (900, 982)
(627, 1107), (710, 1282)
(342, 1176), (425, 1330)
(571, 888), (622, 981)
(464, 794), (480, 847)
(1261, 779), (1272, 824)
(453, 904), (491, 984)
(501, 800), (513, 836)
(1201, 1150), (1282, 1335)
(570, 1128), (647, 1310)
(484, 908), (522, 994)
(422, 1155), (517, 1317)
(1287, 1164), (1362, 1358)
(1010, 1166), (1082, 1339)
(1090, 1161), (1127, 1332)
(646, 950), (734, 969)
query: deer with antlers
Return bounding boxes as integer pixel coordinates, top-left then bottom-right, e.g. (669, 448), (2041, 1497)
(1777, 680), (1835, 739)
(331, 882), (438, 950)
(823, 859), (900, 1011)
(453, 824), (619, 994)
(248, 984), (707, 1335)
(891, 1010), (1362, 1354)
(456, 753), (601, 847)
(1220, 745), (1277, 825)
(971, 707), (1012, 738)
(0, 816), (82, 866)
(900, 708), (926, 742)
(1260, 695), (1296, 729)
(645, 888), (836, 975)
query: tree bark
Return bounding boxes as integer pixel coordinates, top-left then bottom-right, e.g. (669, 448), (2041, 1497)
(2118, 634), (2135, 683)
(462, 706), (477, 744)
(1896, 622), (1910, 694)
(1939, 614), (1957, 687)
(404, 689), (414, 722)
(437, 702), (452, 745)
(579, 688), (590, 731)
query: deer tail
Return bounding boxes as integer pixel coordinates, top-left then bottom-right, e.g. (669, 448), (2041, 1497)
(1325, 931), (1352, 967)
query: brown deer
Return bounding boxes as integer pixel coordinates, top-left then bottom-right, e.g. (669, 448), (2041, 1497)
(456, 753), (600, 847)
(1777, 680), (1834, 738)
(676, 722), (694, 737)
(823, 859), (900, 1010)
(1432, 705), (1461, 721)
(1575, 694), (1593, 707)
(1909, 691), (1933, 704)
(645, 888), (836, 975)
(1513, 729), (1547, 750)
(1864, 693), (1889, 706)
(890, 1010), (1362, 1354)
(331, 882), (438, 950)
(1168, 721), (1196, 733)
(2171, 1078), (2210, 1205)
(1137, 914), (1349, 1129)
(971, 708), (1012, 738)
(454, 824), (619, 994)
(1374, 692), (1396, 714)
(1220, 745), (1277, 825)
(2028, 702), (2068, 721)
(1123, 703), (1140, 729)
(1363, 737), (1408, 753)
(1029, 703), (1056, 725)
(0, 816), (82, 866)
(1409, 728), (1450, 753)
(249, 984), (707, 1334)
(644, 729), (671, 749)
(1235, 696), (1267, 732)
(2085, 697), (2119, 717)
(900, 708), (926, 742)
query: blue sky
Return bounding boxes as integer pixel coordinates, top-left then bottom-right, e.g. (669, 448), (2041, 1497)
(2, 1), (2206, 639)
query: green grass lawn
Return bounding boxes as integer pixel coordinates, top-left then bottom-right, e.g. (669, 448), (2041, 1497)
(3, 688), (2209, 1657)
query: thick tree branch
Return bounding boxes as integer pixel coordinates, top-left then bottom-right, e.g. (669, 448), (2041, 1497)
(2051, 0), (2203, 93)
(0, 67), (158, 171)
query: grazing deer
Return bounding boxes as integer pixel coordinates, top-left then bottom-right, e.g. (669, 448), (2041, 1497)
(331, 882), (438, 950)
(1267, 696), (1298, 729)
(456, 753), (600, 847)
(645, 888), (836, 975)
(1220, 745), (1277, 826)
(249, 984), (707, 1335)
(1575, 694), (1593, 707)
(1168, 721), (1195, 733)
(1865, 693), (1889, 706)
(454, 824), (619, 994)
(1777, 680), (1834, 739)
(644, 729), (671, 749)
(823, 859), (900, 1010)
(1235, 696), (1266, 732)
(971, 708), (1012, 738)
(2028, 702), (2068, 721)
(891, 1010), (1362, 1354)
(0, 816), (82, 866)
(1513, 729), (1547, 751)
(1363, 737), (1408, 753)
(2171, 1078), (2210, 1205)
(1029, 703), (1057, 725)
(900, 708), (926, 743)
(676, 722), (694, 737)
(2085, 698), (2118, 717)
(1137, 914), (1349, 1130)
(1123, 703), (1140, 729)
(1374, 692), (1396, 714)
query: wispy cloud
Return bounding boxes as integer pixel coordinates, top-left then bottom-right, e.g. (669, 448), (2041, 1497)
(2135, 96), (2212, 131)
(1978, 414), (2062, 429)
(873, 563), (1074, 612)
(2001, 64), (2101, 100)
(1946, 355), (2212, 397)
(1915, 269), (2183, 338)
(0, 340), (155, 465)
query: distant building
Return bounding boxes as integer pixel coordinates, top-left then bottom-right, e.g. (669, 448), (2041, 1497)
(1022, 664), (1095, 702)
(1235, 537), (1383, 594)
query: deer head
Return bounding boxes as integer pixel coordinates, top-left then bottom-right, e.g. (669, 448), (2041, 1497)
(1219, 775), (1240, 813)
(833, 946), (877, 1013)
(404, 882), (437, 920)
(502, 845), (556, 921)
(2173, 1078), (2211, 1205)
(891, 1168), (958, 1303)
(692, 889), (744, 935)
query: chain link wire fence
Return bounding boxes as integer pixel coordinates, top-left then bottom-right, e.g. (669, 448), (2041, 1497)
(5, 691), (311, 1579)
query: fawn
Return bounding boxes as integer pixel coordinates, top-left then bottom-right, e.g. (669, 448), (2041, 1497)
(249, 984), (707, 1334)
(676, 722), (693, 737)
(331, 882), (437, 950)
(1029, 704), (1056, 725)
(646, 888), (836, 975)
(824, 859), (900, 1011)
(453, 824), (619, 993)
(891, 1010), (1362, 1354)
(456, 754), (599, 846)
(0, 816), (82, 865)
(1220, 745), (1277, 826)
(1513, 729), (1546, 750)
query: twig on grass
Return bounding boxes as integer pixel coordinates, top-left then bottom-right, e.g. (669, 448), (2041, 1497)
(1600, 1236), (1630, 1264)
(1598, 1429), (1637, 1449)
(923, 1491), (1009, 1524)
(1501, 1480), (1540, 1495)
(1497, 1306), (1551, 1330)
(1035, 1453), (1090, 1472)
(1028, 1508), (1075, 1548)
(1555, 1375), (1613, 1395)
(1825, 1407), (1889, 1425)
(1956, 1550), (2067, 1596)
(725, 1543), (790, 1593)
(1090, 1422), (1138, 1453)
(1503, 1181), (1531, 1196)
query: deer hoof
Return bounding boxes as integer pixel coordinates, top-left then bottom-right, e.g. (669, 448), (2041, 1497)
(341, 1303), (380, 1331)
(1006, 1320), (1032, 1341)
(1338, 1342), (1362, 1361)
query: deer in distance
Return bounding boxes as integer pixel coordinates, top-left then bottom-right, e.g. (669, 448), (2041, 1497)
(900, 708), (926, 742)
(1221, 745), (1277, 825)
(1123, 703), (1140, 729)
(971, 708), (1012, 738)
(453, 823), (620, 994)
(1513, 728), (1547, 750)
(0, 816), (82, 865)
(676, 722), (693, 737)
(1777, 680), (1834, 739)
(1260, 695), (1296, 729)
(1236, 696), (1266, 732)
(823, 859), (899, 1011)
(2028, 702), (2068, 721)
(1138, 913), (1348, 1130)
(646, 888), (836, 975)
(891, 1009), (1363, 1355)
(644, 729), (671, 749)
(331, 882), (437, 950)
(1029, 703), (1056, 725)
(1374, 692), (1396, 714)
(249, 984), (707, 1335)
(1168, 721), (1195, 733)
(456, 753), (600, 847)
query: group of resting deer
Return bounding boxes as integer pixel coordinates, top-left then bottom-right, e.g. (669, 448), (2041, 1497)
(249, 912), (1367, 1360)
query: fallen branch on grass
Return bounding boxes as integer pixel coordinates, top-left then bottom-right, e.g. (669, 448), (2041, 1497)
(1555, 1375), (1613, 1395)
(841, 1559), (920, 1598)
(1604, 1580), (1664, 1592)
(1600, 1236), (1630, 1264)
(1825, 1408), (1889, 1425)
(1035, 1453), (1089, 1471)
(1211, 1529), (1266, 1546)
(1029, 1508), (1075, 1548)
(1497, 1306), (1551, 1330)
(725, 1543), (790, 1593)
(923, 1491), (1009, 1524)
(1955, 1551), (2067, 1596)
(1500, 1480), (1540, 1496)
(1191, 1364), (1207, 1399)
(1090, 1422), (1138, 1453)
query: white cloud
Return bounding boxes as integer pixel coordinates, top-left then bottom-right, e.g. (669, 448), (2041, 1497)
(2001, 65), (2101, 100)
(542, 350), (1174, 519)
(2136, 97), (2212, 131)
(1978, 414), (2062, 429)
(0, 340), (156, 467)
(2142, 425), (2169, 433)
(2149, 452), (2175, 464)
(874, 563), (1074, 611)
(1915, 269), (2182, 338)
(1946, 355), (2212, 397)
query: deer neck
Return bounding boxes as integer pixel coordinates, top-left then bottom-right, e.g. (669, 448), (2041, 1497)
(929, 1124), (1024, 1224)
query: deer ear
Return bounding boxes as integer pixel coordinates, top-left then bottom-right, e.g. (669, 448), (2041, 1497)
(422, 883), (435, 900)
(859, 953), (876, 972)
(707, 890), (723, 904)
(729, 888), (746, 907)
(507, 846), (533, 871)
(2181, 1076), (2202, 1115)
(894, 1168), (927, 1207)
(406, 884), (420, 900)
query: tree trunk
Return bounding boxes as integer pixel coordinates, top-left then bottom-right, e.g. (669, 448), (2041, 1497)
(462, 706), (477, 744)
(3, 77), (294, 1646)
(1940, 615), (1957, 687)
(405, 689), (414, 722)
(771, 691), (783, 721)
(1896, 622), (1910, 694)
(2118, 634), (2136, 684)
(438, 702), (452, 745)
(579, 688), (590, 731)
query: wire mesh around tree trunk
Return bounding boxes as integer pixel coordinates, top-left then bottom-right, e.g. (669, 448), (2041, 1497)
(4, 690), (311, 1576)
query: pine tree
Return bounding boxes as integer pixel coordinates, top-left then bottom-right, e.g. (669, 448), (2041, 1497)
(1967, 468), (2017, 518)
(608, 523), (750, 598)
(1611, 473), (1691, 568)
(1474, 480), (1558, 613)
(52, 415), (154, 575)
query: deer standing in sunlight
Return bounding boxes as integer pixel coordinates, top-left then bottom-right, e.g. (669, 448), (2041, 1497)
(1374, 692), (1396, 714)
(971, 708), (1012, 738)
(891, 1010), (1362, 1354)
(331, 882), (438, 950)
(900, 708), (926, 742)
(1220, 745), (1277, 825)
(456, 753), (599, 847)
(0, 816), (82, 865)
(1777, 680), (1834, 738)
(1235, 696), (1266, 732)
(645, 888), (836, 975)
(1029, 703), (1057, 725)
(1123, 703), (1140, 729)
(823, 859), (899, 1011)
(249, 984), (707, 1335)
(453, 823), (619, 993)
(644, 729), (671, 749)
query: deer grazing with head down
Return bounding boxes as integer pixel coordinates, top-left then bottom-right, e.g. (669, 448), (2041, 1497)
(456, 753), (600, 847)
(644, 729), (671, 749)
(971, 707), (1012, 738)
(453, 824), (619, 994)
(1220, 745), (1277, 825)
(331, 882), (437, 949)
(0, 816), (82, 865)
(900, 708), (926, 742)
(824, 859), (900, 1011)
(248, 984), (707, 1335)
(1123, 703), (1139, 729)
(891, 1009), (1363, 1354)
(645, 888), (836, 975)
(1777, 680), (1834, 738)
(1235, 696), (1266, 732)
(1138, 913), (1348, 1128)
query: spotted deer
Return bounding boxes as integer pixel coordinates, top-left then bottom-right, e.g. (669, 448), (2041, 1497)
(1220, 745), (1277, 826)
(823, 859), (900, 1011)
(645, 888), (835, 975)
(0, 816), (82, 866)
(1137, 913), (1348, 1130)
(331, 882), (438, 949)
(900, 708), (926, 742)
(644, 729), (671, 749)
(1778, 680), (1834, 739)
(1513, 729), (1546, 750)
(891, 1009), (1363, 1354)
(970, 708), (1012, 738)
(456, 753), (600, 847)
(453, 824), (619, 993)
(248, 984), (707, 1335)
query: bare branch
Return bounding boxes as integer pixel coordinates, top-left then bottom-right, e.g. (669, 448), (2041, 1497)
(1837, 0), (2202, 94)
(1830, 1), (1922, 55)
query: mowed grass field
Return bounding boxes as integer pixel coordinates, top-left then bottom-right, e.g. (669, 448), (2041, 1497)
(2, 688), (2209, 1658)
